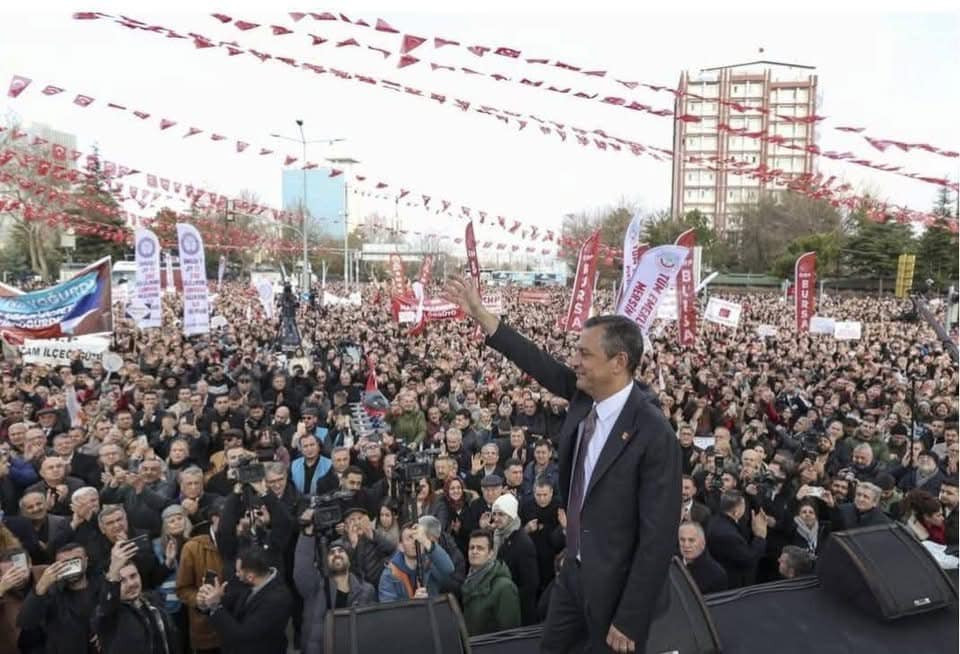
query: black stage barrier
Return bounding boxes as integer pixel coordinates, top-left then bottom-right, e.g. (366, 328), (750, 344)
(470, 574), (959, 654)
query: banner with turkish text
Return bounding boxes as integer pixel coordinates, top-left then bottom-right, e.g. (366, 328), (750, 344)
(617, 245), (688, 334)
(20, 335), (109, 368)
(0, 256), (113, 343)
(674, 229), (697, 346)
(176, 223), (210, 336)
(133, 229), (162, 328)
(794, 252), (817, 333)
(388, 253), (405, 298)
(518, 288), (551, 304)
(564, 231), (601, 332)
(418, 254), (434, 287)
(164, 251), (175, 293)
(465, 221), (481, 291)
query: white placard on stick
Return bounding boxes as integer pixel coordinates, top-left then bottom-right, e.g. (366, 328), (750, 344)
(833, 321), (862, 340)
(809, 316), (835, 335)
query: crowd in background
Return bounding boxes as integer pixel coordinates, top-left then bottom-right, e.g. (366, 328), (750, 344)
(0, 279), (957, 653)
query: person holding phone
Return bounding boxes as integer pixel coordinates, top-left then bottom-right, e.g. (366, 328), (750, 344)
(0, 548), (44, 652)
(176, 500), (225, 653)
(18, 543), (99, 654)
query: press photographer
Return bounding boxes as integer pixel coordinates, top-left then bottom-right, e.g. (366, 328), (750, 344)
(377, 522), (454, 602)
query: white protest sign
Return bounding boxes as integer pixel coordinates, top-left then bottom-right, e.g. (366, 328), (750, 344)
(833, 321), (862, 340)
(21, 336), (110, 368)
(756, 324), (778, 337)
(102, 352), (124, 373)
(210, 316), (228, 330)
(482, 292), (503, 315)
(809, 316), (835, 335)
(704, 298), (743, 329)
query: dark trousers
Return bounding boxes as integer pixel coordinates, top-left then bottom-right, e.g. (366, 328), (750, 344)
(540, 558), (610, 653)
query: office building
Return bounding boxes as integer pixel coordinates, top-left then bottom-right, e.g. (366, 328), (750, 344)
(281, 168), (350, 240)
(670, 61), (819, 231)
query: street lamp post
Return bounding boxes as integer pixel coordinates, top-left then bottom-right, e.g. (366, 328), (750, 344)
(270, 122), (344, 293)
(326, 156), (360, 291)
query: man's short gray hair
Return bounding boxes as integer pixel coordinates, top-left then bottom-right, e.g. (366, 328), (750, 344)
(97, 504), (126, 526)
(72, 486), (98, 502)
(857, 481), (882, 502)
(179, 466), (204, 482)
(264, 462), (287, 478)
(418, 515), (442, 541)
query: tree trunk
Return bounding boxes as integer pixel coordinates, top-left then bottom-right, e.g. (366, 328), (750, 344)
(26, 224), (40, 272)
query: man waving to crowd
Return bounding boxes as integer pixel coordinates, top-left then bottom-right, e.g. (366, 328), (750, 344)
(444, 277), (681, 654)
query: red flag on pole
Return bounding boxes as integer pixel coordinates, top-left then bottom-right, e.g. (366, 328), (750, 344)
(564, 231), (601, 332)
(465, 222), (481, 291)
(418, 254), (434, 287)
(794, 252), (817, 333)
(674, 228), (697, 347)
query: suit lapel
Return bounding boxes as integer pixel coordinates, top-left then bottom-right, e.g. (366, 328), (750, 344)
(584, 384), (642, 501)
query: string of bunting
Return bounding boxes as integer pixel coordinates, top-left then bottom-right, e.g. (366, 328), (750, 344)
(7, 72), (952, 240)
(66, 12), (671, 162)
(284, 9), (959, 162)
(201, 12), (957, 192)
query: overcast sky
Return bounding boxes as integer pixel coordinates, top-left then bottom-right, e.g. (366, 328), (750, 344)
(1, 0), (957, 251)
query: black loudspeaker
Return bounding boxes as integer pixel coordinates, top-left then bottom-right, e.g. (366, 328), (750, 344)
(645, 556), (723, 654)
(816, 522), (958, 620)
(324, 593), (471, 654)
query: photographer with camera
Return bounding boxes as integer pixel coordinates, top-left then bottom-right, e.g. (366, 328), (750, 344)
(378, 522), (454, 602)
(18, 542), (99, 654)
(294, 510), (376, 654)
(707, 490), (768, 589)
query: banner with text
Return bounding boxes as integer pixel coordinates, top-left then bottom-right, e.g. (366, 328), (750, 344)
(834, 321), (863, 340)
(674, 229), (697, 346)
(418, 254), (434, 287)
(0, 256), (113, 343)
(176, 223), (210, 336)
(564, 230), (601, 332)
(617, 245), (688, 334)
(704, 297), (743, 329)
(518, 289), (552, 304)
(465, 221), (481, 291)
(133, 229), (162, 329)
(389, 253), (405, 298)
(20, 335), (110, 368)
(795, 251), (817, 333)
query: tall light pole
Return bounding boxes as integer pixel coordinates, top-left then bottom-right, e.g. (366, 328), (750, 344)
(326, 156), (360, 290)
(270, 122), (344, 292)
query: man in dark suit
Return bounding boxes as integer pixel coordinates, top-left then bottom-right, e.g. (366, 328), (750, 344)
(678, 521), (727, 594)
(940, 475), (958, 550)
(196, 546), (294, 654)
(18, 490), (70, 563)
(829, 481), (891, 531)
(445, 278), (681, 654)
(706, 490), (768, 589)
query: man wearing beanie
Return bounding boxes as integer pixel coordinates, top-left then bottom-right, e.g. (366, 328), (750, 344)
(491, 493), (539, 625)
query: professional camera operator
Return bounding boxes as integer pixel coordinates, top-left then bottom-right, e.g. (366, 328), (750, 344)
(217, 462), (294, 578)
(18, 542), (99, 654)
(294, 511), (376, 654)
(378, 523), (454, 602)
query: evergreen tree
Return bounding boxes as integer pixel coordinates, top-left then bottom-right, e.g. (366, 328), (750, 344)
(66, 147), (129, 264)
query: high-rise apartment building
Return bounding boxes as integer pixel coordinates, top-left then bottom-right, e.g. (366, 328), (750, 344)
(670, 61), (819, 231)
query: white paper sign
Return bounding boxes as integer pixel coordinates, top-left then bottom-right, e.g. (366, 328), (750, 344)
(656, 287), (677, 321)
(833, 321), (862, 340)
(809, 316), (835, 335)
(617, 245), (688, 333)
(254, 278), (275, 317)
(21, 336), (110, 368)
(756, 324), (778, 337)
(704, 297), (742, 329)
(176, 223), (210, 336)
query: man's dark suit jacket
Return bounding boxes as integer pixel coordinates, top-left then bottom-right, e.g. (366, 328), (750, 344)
(208, 573), (293, 654)
(487, 322), (681, 646)
(685, 551), (729, 595)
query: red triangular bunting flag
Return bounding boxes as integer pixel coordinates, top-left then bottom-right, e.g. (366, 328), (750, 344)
(375, 18), (399, 33)
(259, 148), (273, 155)
(398, 55), (419, 69)
(336, 38), (359, 47)
(159, 118), (176, 130)
(271, 25), (293, 35)
(284, 156), (297, 165)
(234, 20), (259, 30)
(41, 85), (63, 95)
(401, 34), (426, 53)
(236, 141), (248, 153)
(73, 94), (94, 107)
(211, 13), (232, 23)
(288, 12), (305, 22)
(310, 35), (328, 45)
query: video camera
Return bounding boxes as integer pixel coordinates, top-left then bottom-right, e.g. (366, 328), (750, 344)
(310, 490), (356, 534)
(228, 455), (266, 485)
(710, 455), (725, 491)
(751, 471), (781, 501)
(395, 449), (439, 484)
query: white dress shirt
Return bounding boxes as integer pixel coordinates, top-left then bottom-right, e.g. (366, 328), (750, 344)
(574, 381), (634, 510)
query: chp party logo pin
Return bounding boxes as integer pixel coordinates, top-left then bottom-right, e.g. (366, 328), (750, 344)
(657, 252), (680, 269)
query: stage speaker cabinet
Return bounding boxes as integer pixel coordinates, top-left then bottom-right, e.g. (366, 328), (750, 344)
(324, 593), (472, 654)
(816, 522), (958, 620)
(645, 556), (723, 654)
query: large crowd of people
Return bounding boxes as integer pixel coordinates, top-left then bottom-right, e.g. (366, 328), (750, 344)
(0, 277), (957, 653)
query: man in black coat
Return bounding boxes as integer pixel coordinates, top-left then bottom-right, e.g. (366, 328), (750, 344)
(829, 481), (891, 531)
(706, 490), (768, 589)
(196, 546), (294, 654)
(491, 493), (540, 625)
(444, 278), (681, 654)
(940, 475), (958, 550)
(678, 521), (727, 595)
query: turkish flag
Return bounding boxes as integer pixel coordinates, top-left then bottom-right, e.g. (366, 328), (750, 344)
(467, 45), (490, 56)
(336, 38), (359, 47)
(288, 12), (306, 21)
(234, 20), (259, 30)
(401, 34), (426, 53)
(495, 46), (521, 58)
(284, 156), (297, 166)
(270, 25), (293, 35)
(435, 37), (459, 47)
(236, 141), (248, 153)
(73, 94), (94, 107)
(398, 55), (419, 68)
(211, 13), (232, 23)
(259, 148), (273, 155)
(375, 18), (399, 33)
(51, 144), (67, 161)
(210, 134), (226, 141)
(41, 85), (63, 95)
(160, 118), (176, 130)
(184, 127), (202, 137)
(133, 110), (150, 119)
(309, 35), (327, 45)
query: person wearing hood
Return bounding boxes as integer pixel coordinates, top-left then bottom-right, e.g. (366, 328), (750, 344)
(378, 522), (454, 602)
(461, 529), (521, 636)
(490, 492), (539, 625)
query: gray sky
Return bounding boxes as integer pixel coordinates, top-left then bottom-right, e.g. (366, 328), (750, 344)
(1, 0), (957, 251)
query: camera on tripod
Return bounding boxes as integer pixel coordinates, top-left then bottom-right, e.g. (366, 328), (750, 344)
(227, 455), (266, 484)
(394, 450), (438, 484)
(710, 455), (725, 491)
